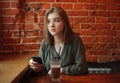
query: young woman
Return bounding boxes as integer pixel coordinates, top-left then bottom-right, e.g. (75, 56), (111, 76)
(29, 6), (88, 75)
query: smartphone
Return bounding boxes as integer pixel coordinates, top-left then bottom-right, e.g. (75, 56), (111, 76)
(32, 56), (42, 64)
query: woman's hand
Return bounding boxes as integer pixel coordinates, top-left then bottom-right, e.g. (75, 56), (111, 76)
(29, 59), (43, 72)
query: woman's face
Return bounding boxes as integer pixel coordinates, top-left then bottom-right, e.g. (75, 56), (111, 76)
(47, 12), (64, 36)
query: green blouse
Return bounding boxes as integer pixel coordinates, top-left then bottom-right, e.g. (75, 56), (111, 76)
(38, 35), (88, 75)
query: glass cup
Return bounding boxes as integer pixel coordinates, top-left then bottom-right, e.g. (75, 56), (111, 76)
(50, 59), (61, 81)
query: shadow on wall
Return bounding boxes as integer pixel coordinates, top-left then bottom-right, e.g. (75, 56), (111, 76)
(0, 0), (42, 54)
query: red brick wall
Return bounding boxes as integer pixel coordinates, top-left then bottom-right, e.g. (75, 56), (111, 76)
(0, 0), (120, 62)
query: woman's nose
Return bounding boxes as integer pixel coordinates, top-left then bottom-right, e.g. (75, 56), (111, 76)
(50, 21), (54, 27)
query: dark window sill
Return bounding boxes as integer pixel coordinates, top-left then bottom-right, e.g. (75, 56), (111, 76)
(87, 61), (120, 73)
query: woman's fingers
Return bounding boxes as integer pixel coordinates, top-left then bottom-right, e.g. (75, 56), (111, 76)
(29, 59), (38, 67)
(29, 59), (43, 72)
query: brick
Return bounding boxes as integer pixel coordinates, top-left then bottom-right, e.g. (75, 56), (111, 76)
(56, 0), (77, 2)
(82, 36), (93, 43)
(2, 24), (12, 30)
(38, 24), (44, 30)
(78, 0), (95, 3)
(91, 24), (111, 30)
(3, 31), (12, 37)
(23, 37), (37, 43)
(114, 55), (120, 61)
(85, 43), (95, 49)
(1, 17), (12, 24)
(25, 44), (40, 50)
(39, 31), (43, 36)
(3, 38), (20, 44)
(67, 11), (74, 16)
(111, 49), (120, 56)
(74, 4), (84, 10)
(79, 30), (95, 36)
(25, 16), (35, 23)
(10, 24), (25, 31)
(113, 37), (120, 42)
(1, 9), (18, 16)
(73, 24), (80, 29)
(12, 14), (25, 24)
(39, 17), (44, 23)
(119, 18), (120, 23)
(92, 49), (111, 56)
(106, 5), (120, 11)
(108, 43), (118, 49)
(117, 30), (120, 37)
(11, 1), (18, 8)
(84, 4), (96, 10)
(93, 42), (109, 50)
(13, 31), (20, 37)
(15, 44), (26, 51)
(41, 4), (50, 10)
(73, 29), (80, 35)
(25, 12), (35, 17)
(97, 55), (115, 62)
(96, 37), (113, 43)
(39, 10), (45, 16)
(81, 24), (90, 29)
(63, 4), (73, 10)
(112, 23), (120, 30)
(73, 11), (88, 16)
(96, 17), (108, 23)
(108, 17), (118, 23)
(29, 44), (40, 49)
(95, 30), (107, 36)
(106, 30), (117, 36)
(68, 17), (74, 23)
(30, 3), (38, 9)
(0, 45), (14, 51)
(0, 2), (10, 8)
(52, 3), (62, 7)
(94, 11), (110, 17)
(25, 24), (35, 30)
(73, 17), (95, 24)
(110, 12), (120, 17)
(23, 37), (41, 43)
(96, 5), (106, 10)
(96, 0), (117, 4)
(34, 15), (39, 23)
(17, 24), (25, 30)
(25, 31), (39, 36)
(86, 54), (97, 62)
(26, 0), (54, 2)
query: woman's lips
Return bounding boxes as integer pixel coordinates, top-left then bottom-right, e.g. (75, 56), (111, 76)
(51, 28), (56, 32)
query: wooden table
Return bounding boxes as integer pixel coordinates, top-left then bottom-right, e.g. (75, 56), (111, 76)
(26, 73), (120, 83)
(1, 53), (120, 83)
(0, 53), (33, 83)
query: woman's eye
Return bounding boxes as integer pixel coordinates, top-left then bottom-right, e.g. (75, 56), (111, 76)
(54, 19), (60, 22)
(47, 20), (50, 23)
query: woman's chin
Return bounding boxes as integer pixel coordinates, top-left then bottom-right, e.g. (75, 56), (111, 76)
(50, 32), (57, 36)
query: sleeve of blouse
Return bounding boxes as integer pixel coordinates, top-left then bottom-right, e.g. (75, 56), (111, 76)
(62, 36), (88, 75)
(37, 40), (47, 68)
(37, 40), (45, 58)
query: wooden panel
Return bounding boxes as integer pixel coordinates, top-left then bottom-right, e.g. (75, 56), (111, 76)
(26, 73), (120, 83)
(0, 53), (33, 83)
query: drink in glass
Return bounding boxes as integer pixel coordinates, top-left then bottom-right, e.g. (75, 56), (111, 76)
(50, 59), (61, 81)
